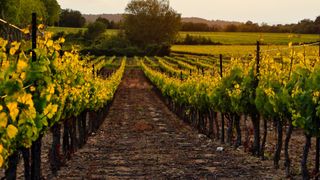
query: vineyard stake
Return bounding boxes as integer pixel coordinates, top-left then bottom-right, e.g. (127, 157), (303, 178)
(31, 13), (37, 62)
(92, 64), (95, 76)
(289, 46), (294, 80)
(256, 41), (260, 80)
(31, 13), (43, 180)
(219, 54), (224, 143)
(219, 54), (223, 78)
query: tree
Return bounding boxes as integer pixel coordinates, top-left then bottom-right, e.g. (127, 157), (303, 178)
(293, 19), (317, 34)
(0, 0), (9, 18)
(0, 0), (19, 23)
(225, 24), (238, 32)
(315, 16), (320, 34)
(59, 9), (86, 27)
(123, 0), (181, 46)
(0, 0), (60, 27)
(41, 0), (61, 26)
(85, 21), (106, 41)
(0, 0), (46, 26)
(17, 0), (48, 26)
(95, 17), (110, 29)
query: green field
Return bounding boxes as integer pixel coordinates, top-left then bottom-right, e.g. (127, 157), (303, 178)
(47, 27), (87, 34)
(172, 45), (320, 56)
(48, 27), (320, 45)
(178, 32), (320, 45)
(47, 27), (118, 36)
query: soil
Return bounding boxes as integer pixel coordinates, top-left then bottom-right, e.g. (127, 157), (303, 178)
(51, 69), (284, 179)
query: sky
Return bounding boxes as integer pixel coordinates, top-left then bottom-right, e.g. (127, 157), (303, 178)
(57, 0), (320, 25)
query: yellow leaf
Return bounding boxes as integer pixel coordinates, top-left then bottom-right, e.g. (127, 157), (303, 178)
(7, 125), (18, 139)
(38, 24), (44, 29)
(47, 84), (55, 94)
(0, 113), (8, 128)
(9, 48), (16, 55)
(30, 86), (36, 92)
(17, 93), (33, 107)
(6, 102), (19, 122)
(0, 39), (8, 50)
(0, 105), (2, 111)
(20, 72), (26, 80)
(43, 103), (58, 119)
(22, 28), (30, 34)
(53, 44), (61, 51)
(17, 60), (28, 72)
(46, 40), (53, 47)
(0, 155), (3, 168)
(11, 42), (21, 50)
(9, 42), (21, 55)
(59, 37), (65, 43)
(1, 60), (10, 70)
(0, 144), (3, 153)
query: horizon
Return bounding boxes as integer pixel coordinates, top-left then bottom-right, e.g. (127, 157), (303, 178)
(57, 0), (320, 25)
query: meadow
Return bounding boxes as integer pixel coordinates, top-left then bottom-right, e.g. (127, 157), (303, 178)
(48, 26), (320, 45)
(171, 44), (320, 56)
(178, 31), (319, 45)
(47, 26), (87, 34)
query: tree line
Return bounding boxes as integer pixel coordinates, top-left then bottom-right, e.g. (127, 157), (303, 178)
(0, 0), (60, 26)
(0, 0), (120, 29)
(181, 17), (320, 34)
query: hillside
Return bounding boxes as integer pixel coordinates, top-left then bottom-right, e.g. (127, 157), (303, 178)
(84, 14), (124, 23)
(83, 14), (242, 28)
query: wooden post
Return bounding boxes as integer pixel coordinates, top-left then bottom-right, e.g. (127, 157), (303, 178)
(189, 69), (192, 76)
(251, 41), (261, 156)
(219, 54), (223, 78)
(31, 13), (37, 62)
(92, 64), (95, 76)
(289, 46), (294, 80)
(256, 41), (260, 80)
(219, 54), (224, 143)
(180, 71), (183, 81)
(30, 13), (43, 180)
(201, 67), (204, 76)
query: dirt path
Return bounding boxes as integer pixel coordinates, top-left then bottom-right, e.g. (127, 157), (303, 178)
(54, 69), (284, 179)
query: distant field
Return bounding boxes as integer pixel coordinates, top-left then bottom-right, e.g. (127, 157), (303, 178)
(172, 45), (320, 56)
(47, 27), (87, 34)
(178, 32), (320, 45)
(48, 27), (319, 45)
(47, 27), (118, 36)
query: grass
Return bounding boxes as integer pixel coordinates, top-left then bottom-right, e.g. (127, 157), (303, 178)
(171, 45), (320, 56)
(178, 32), (320, 45)
(48, 27), (319, 45)
(47, 26), (119, 36)
(47, 27), (87, 34)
